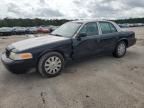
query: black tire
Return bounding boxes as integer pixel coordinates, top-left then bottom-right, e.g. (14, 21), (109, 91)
(113, 41), (127, 58)
(38, 52), (65, 77)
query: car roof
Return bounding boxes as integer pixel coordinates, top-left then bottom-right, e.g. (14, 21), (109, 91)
(71, 19), (110, 23)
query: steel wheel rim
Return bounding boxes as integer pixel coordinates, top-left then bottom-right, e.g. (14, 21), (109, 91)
(44, 56), (62, 74)
(118, 43), (125, 56)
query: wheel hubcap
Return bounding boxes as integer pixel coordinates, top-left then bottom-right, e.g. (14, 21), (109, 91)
(44, 56), (62, 74)
(118, 43), (126, 56)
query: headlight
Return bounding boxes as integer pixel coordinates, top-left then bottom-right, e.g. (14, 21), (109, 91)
(9, 52), (33, 60)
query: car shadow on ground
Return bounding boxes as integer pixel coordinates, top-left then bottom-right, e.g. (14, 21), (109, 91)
(1, 50), (138, 83)
(64, 54), (112, 71)
(63, 50), (139, 73)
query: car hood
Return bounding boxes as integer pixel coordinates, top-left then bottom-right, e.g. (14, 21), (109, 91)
(11, 35), (69, 51)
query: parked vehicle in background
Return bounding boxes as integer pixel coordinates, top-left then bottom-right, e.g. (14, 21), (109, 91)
(37, 27), (50, 33)
(28, 27), (38, 34)
(48, 25), (59, 32)
(119, 23), (144, 28)
(1, 20), (136, 78)
(12, 27), (29, 35)
(0, 26), (59, 36)
(0, 27), (15, 36)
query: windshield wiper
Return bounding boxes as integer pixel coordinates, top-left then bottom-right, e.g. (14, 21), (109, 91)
(50, 33), (63, 37)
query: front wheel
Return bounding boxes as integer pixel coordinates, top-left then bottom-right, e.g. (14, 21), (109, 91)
(113, 41), (127, 58)
(38, 52), (64, 77)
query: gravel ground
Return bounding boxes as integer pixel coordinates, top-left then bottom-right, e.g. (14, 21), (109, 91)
(0, 27), (144, 108)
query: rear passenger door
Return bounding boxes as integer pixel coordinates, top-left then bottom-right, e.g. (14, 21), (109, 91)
(98, 21), (119, 51)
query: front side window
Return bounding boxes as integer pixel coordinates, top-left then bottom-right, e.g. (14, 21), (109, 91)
(79, 22), (99, 36)
(99, 22), (117, 34)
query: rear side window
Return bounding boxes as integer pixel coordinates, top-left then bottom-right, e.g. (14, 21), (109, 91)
(79, 22), (99, 36)
(99, 22), (117, 34)
(109, 23), (117, 33)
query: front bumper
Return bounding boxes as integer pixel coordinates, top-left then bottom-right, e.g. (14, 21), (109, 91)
(128, 38), (136, 47)
(1, 53), (35, 74)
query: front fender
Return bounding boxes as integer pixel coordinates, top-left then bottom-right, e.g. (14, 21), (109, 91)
(117, 38), (128, 47)
(117, 38), (128, 43)
(37, 45), (72, 62)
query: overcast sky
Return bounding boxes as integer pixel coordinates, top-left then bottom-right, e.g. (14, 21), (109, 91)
(0, 0), (144, 19)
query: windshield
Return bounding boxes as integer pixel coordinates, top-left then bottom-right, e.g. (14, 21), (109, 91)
(51, 22), (82, 37)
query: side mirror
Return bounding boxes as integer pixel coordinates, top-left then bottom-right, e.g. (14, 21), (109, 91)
(77, 33), (87, 40)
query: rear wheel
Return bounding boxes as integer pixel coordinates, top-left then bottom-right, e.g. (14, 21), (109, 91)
(113, 41), (127, 58)
(38, 52), (64, 77)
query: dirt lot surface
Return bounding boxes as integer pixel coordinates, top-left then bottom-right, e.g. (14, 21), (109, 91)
(0, 27), (144, 108)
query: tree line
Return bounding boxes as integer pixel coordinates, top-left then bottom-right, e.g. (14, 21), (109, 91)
(0, 18), (144, 27)
(114, 18), (144, 24)
(0, 18), (69, 27)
